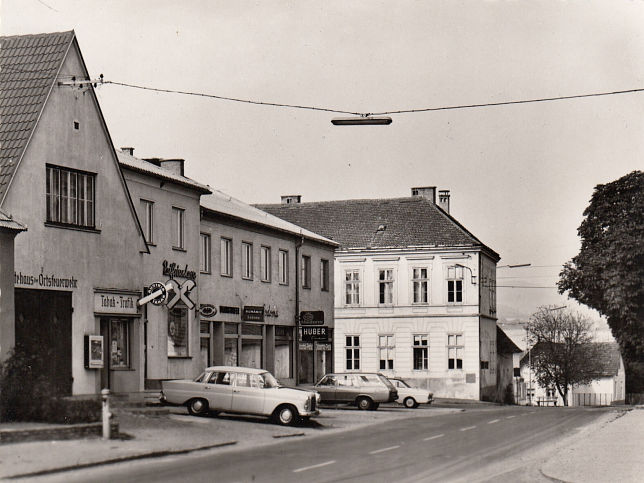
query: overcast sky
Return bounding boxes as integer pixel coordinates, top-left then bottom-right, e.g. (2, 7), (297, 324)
(3, 0), (642, 339)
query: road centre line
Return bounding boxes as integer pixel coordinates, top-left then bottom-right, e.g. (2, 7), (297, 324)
(423, 434), (445, 441)
(460, 426), (476, 431)
(369, 445), (401, 455)
(506, 415), (516, 419)
(293, 460), (336, 473)
(487, 419), (500, 424)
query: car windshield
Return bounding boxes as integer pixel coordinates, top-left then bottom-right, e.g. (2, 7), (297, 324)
(193, 371), (208, 383)
(260, 371), (281, 388)
(378, 374), (396, 389)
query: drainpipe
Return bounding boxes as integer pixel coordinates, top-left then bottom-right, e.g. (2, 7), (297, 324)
(294, 234), (303, 385)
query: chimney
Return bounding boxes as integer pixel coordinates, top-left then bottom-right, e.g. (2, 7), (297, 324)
(121, 147), (134, 156)
(158, 158), (185, 176)
(411, 186), (436, 203)
(281, 195), (302, 204)
(439, 190), (451, 213)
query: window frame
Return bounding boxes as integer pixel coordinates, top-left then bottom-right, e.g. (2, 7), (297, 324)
(220, 237), (233, 277)
(107, 318), (130, 369)
(278, 249), (289, 285)
(260, 245), (271, 282)
(412, 267), (429, 304)
(241, 241), (253, 280)
(168, 303), (190, 358)
(344, 269), (361, 306)
(378, 334), (395, 370)
(46, 164), (96, 229)
(200, 232), (211, 274)
(140, 199), (154, 245)
(447, 333), (464, 370)
(320, 259), (330, 292)
(171, 206), (185, 250)
(301, 254), (311, 289)
(413, 334), (429, 371)
(345, 335), (360, 371)
(447, 266), (464, 304)
(378, 268), (395, 305)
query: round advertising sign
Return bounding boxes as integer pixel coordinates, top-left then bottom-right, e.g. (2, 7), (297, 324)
(148, 282), (168, 306)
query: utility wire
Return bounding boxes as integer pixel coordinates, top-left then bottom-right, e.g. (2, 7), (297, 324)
(103, 79), (644, 117)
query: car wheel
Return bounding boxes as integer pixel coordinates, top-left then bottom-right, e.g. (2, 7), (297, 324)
(404, 397), (418, 409)
(368, 403), (380, 411)
(274, 404), (300, 426)
(187, 398), (209, 416)
(356, 396), (373, 411)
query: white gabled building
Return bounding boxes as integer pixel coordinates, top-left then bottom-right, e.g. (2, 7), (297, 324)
(257, 187), (502, 400)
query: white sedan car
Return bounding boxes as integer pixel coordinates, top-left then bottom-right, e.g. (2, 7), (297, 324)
(161, 366), (319, 426)
(388, 378), (433, 408)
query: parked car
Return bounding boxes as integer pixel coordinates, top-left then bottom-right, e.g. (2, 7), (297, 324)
(160, 366), (320, 426)
(388, 377), (433, 408)
(307, 372), (398, 410)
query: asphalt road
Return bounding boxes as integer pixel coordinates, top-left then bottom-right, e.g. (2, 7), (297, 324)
(37, 405), (609, 483)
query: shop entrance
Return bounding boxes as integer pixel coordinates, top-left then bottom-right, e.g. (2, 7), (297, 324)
(14, 288), (73, 396)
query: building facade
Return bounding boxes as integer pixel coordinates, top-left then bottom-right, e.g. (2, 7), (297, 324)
(199, 191), (337, 385)
(0, 32), (149, 395)
(258, 187), (502, 399)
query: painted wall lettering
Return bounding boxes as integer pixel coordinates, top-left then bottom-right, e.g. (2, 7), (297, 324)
(15, 271), (78, 289)
(162, 260), (197, 281)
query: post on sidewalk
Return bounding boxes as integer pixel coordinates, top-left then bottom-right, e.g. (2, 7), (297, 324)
(101, 388), (112, 439)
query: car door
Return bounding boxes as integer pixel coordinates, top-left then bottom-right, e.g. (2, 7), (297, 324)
(315, 375), (337, 403)
(231, 372), (265, 415)
(336, 374), (358, 402)
(204, 371), (233, 411)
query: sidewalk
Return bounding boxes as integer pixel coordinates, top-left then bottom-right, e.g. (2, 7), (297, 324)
(540, 407), (644, 483)
(0, 404), (458, 479)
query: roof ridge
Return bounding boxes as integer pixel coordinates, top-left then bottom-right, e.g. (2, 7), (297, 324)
(0, 30), (75, 40)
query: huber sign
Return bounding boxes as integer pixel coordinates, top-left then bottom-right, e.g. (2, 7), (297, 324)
(301, 326), (328, 342)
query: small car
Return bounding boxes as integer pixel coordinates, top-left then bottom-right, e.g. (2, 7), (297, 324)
(388, 377), (433, 408)
(307, 372), (398, 410)
(160, 366), (319, 426)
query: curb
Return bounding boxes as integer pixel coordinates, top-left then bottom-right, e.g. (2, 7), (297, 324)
(5, 440), (238, 480)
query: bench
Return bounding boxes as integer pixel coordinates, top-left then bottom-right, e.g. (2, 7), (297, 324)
(536, 397), (557, 406)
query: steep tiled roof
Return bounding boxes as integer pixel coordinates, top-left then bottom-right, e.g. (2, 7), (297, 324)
(0, 31), (75, 203)
(256, 197), (498, 256)
(117, 150), (212, 194)
(497, 326), (523, 354)
(0, 208), (26, 232)
(521, 342), (622, 378)
(202, 190), (338, 247)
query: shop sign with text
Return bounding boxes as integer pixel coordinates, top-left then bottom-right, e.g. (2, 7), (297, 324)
(242, 306), (264, 322)
(94, 291), (139, 315)
(15, 271), (78, 289)
(162, 260), (197, 281)
(301, 326), (328, 341)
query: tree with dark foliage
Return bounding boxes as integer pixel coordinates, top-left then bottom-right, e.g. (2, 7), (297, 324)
(527, 307), (602, 406)
(559, 170), (644, 393)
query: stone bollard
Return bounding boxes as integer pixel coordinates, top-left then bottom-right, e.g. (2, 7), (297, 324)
(101, 388), (112, 439)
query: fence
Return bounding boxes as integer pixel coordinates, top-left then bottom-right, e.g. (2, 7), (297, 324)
(572, 393), (612, 406)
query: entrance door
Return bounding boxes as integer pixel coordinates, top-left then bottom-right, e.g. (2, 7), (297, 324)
(15, 289), (73, 396)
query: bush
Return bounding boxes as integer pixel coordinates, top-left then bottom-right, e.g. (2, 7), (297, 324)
(0, 344), (100, 423)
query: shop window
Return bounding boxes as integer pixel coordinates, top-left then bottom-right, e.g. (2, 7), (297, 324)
(448, 334), (463, 369)
(301, 255), (311, 289)
(345, 270), (360, 305)
(412, 268), (428, 304)
(200, 233), (211, 273)
(413, 334), (428, 370)
(241, 339), (262, 369)
(171, 207), (185, 250)
(242, 242), (253, 280)
(46, 165), (95, 228)
(279, 249), (289, 285)
(275, 326), (293, 379)
(224, 338), (238, 366)
(345, 335), (360, 370)
(320, 259), (330, 292)
(221, 237), (233, 277)
(378, 269), (394, 305)
(168, 304), (189, 357)
(378, 335), (395, 370)
(140, 199), (154, 244)
(109, 319), (129, 368)
(261, 246), (271, 282)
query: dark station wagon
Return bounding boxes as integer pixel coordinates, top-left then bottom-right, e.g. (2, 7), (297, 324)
(308, 372), (398, 410)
